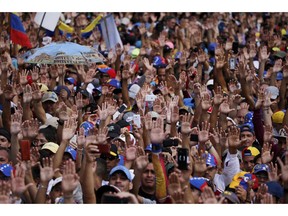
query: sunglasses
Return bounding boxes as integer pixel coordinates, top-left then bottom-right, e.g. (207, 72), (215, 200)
(101, 155), (117, 161)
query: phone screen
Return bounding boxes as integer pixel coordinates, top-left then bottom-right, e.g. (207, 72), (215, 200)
(113, 104), (127, 120)
(177, 148), (189, 170)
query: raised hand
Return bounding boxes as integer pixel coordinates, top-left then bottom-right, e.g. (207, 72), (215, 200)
(61, 159), (79, 195)
(10, 111), (22, 135)
(227, 126), (247, 150)
(84, 68), (97, 84)
(96, 127), (108, 144)
(134, 147), (148, 171)
(150, 117), (165, 144)
(261, 143), (274, 164)
(31, 67), (39, 82)
(0, 180), (11, 204)
(219, 99), (235, 114)
(181, 113), (194, 135)
(125, 146), (137, 161)
(23, 84), (33, 104)
(97, 102), (109, 121)
(201, 92), (212, 111)
(259, 46), (270, 61)
(277, 152), (288, 184)
(198, 121), (210, 143)
(212, 85), (223, 105)
(268, 162), (279, 182)
(19, 69), (29, 85)
(62, 118), (77, 141)
(39, 157), (57, 183)
(273, 59), (283, 73)
(11, 163), (33, 197)
(31, 83), (42, 102)
(201, 186), (223, 204)
(76, 127), (86, 150)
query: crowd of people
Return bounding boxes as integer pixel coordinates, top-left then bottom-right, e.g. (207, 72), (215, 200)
(0, 12), (288, 204)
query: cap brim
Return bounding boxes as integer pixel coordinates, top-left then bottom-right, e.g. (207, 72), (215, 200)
(108, 132), (120, 139)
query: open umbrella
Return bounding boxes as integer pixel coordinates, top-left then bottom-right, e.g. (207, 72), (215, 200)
(25, 41), (106, 65)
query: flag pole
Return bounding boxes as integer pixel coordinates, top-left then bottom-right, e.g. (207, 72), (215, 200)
(8, 13), (13, 56)
(37, 12), (46, 47)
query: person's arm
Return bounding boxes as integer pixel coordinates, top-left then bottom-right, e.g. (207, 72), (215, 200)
(31, 83), (46, 124)
(34, 157), (55, 204)
(150, 117), (167, 201)
(53, 119), (77, 177)
(22, 85), (34, 122)
(277, 152), (288, 203)
(210, 86), (224, 129)
(252, 108), (264, 147)
(279, 66), (288, 110)
(131, 148), (149, 202)
(61, 160), (79, 204)
(121, 70), (131, 109)
(80, 144), (97, 204)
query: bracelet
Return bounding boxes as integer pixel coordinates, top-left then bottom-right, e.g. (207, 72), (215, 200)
(206, 144), (213, 151)
(39, 184), (47, 189)
(77, 148), (83, 151)
(166, 122), (171, 125)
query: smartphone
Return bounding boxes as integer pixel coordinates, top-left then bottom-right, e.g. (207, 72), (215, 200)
(113, 104), (127, 120)
(232, 41), (239, 54)
(177, 148), (189, 170)
(20, 140), (31, 161)
(133, 114), (141, 128)
(229, 58), (236, 70)
(145, 94), (157, 102)
(190, 134), (199, 142)
(96, 144), (111, 154)
(101, 194), (129, 204)
(163, 138), (179, 147)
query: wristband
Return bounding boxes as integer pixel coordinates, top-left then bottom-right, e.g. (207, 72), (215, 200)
(206, 144), (213, 151)
(57, 119), (65, 126)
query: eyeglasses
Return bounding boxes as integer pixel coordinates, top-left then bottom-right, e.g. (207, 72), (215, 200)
(101, 155), (117, 161)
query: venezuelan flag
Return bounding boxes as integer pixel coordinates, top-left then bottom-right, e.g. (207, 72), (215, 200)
(10, 13), (32, 48)
(58, 21), (74, 38)
(80, 15), (102, 39)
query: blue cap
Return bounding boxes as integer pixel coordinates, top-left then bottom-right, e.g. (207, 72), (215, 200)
(175, 51), (182, 59)
(189, 177), (209, 191)
(266, 181), (284, 199)
(109, 165), (132, 181)
(153, 56), (167, 68)
(145, 144), (152, 152)
(135, 40), (142, 48)
(276, 72), (283, 81)
(253, 164), (269, 174)
(0, 164), (13, 177)
(208, 42), (217, 52)
(239, 123), (254, 133)
(107, 79), (121, 89)
(206, 153), (218, 167)
(183, 98), (195, 109)
(80, 121), (94, 136)
(65, 77), (77, 85)
(64, 146), (77, 161)
(244, 111), (254, 124)
(54, 85), (71, 97)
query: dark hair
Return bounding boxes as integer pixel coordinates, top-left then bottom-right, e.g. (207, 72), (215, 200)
(38, 126), (58, 143)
